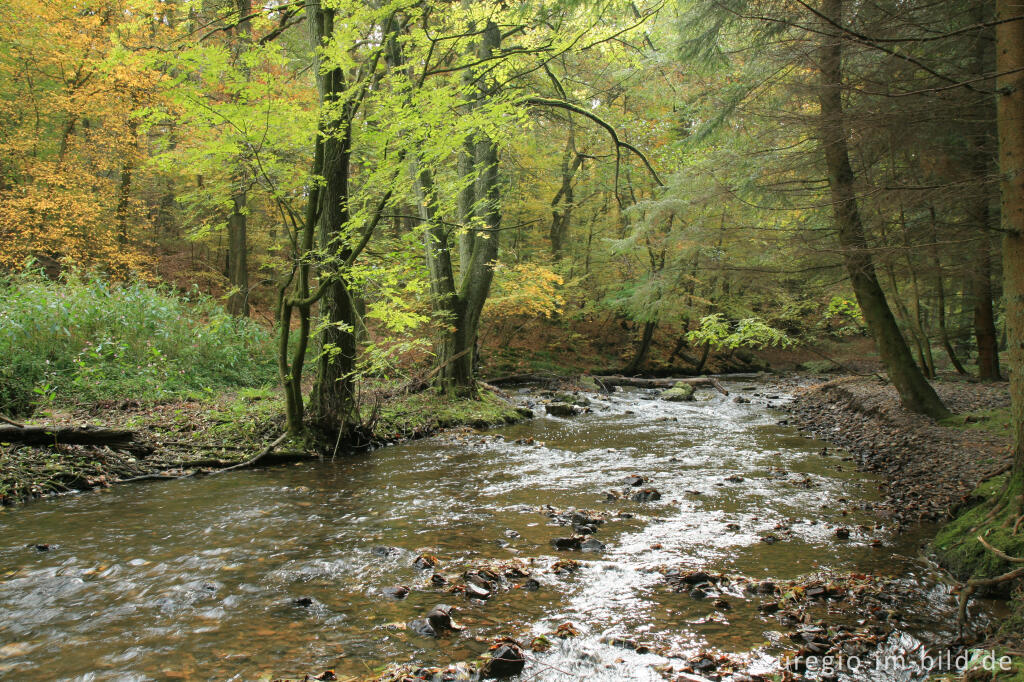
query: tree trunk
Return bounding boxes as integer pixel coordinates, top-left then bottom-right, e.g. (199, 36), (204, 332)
(931, 236), (967, 375)
(621, 321), (656, 375)
(816, 0), (949, 419)
(224, 0), (252, 318)
(974, 237), (1002, 380)
(996, 0), (1024, 473)
(226, 189), (249, 316)
(968, 0), (1002, 382)
(550, 133), (583, 260)
(414, 19), (503, 397)
(306, 0), (358, 434)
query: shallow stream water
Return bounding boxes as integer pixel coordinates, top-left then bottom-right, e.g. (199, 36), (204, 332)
(0, 381), (997, 680)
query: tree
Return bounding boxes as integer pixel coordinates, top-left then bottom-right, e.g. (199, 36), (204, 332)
(996, 0), (1024, 478)
(815, 0), (949, 419)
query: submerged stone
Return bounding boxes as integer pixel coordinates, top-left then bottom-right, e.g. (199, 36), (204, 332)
(480, 642), (526, 679)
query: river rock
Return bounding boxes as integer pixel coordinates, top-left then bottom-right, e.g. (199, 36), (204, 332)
(545, 402), (581, 417)
(550, 536), (582, 551)
(681, 571), (713, 584)
(734, 396), (751, 404)
(408, 604), (463, 637)
(631, 488), (662, 502)
(569, 511), (605, 527)
(413, 554), (439, 569)
(480, 642), (526, 678)
(660, 383), (695, 402)
(465, 581), (491, 600)
(381, 585), (410, 600)
(580, 538), (605, 552)
(623, 475), (645, 487)
(521, 578), (541, 591)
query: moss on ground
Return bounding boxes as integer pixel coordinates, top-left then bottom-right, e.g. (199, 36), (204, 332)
(934, 474), (1024, 583)
(370, 387), (527, 440)
(1, 384), (530, 505)
(940, 406), (1014, 438)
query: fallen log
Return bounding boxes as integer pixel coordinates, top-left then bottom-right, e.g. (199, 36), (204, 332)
(592, 375), (729, 396)
(0, 425), (142, 449)
(484, 373), (565, 387)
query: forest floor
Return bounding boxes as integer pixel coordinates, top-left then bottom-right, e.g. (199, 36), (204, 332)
(0, 385), (527, 506)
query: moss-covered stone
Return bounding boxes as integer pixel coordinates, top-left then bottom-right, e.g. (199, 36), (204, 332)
(660, 383), (695, 402)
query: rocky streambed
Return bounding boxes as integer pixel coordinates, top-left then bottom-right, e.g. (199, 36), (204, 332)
(0, 377), (1004, 681)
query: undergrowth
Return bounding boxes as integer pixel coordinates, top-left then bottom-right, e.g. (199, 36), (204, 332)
(0, 269), (276, 415)
(370, 388), (528, 440)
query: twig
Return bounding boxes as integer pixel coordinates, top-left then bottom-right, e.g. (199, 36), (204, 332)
(208, 433), (290, 475)
(0, 414), (24, 428)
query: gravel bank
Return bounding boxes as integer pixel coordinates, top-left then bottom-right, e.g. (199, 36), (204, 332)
(786, 376), (1012, 527)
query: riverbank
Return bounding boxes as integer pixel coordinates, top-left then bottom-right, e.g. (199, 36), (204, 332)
(786, 376), (1012, 527)
(0, 385), (527, 505)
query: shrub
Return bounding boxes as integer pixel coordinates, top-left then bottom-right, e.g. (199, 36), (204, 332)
(0, 269), (276, 415)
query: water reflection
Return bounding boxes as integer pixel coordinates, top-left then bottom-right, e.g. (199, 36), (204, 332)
(0, 383), (983, 680)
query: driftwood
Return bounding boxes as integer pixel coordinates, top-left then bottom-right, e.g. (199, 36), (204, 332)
(484, 372), (729, 395)
(0, 425), (144, 449)
(483, 372), (564, 387)
(0, 414), (25, 428)
(592, 375), (729, 395)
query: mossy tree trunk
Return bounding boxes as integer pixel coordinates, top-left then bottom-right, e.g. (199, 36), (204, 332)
(998, 0), (1024, 476)
(305, 0), (359, 437)
(816, 0), (949, 420)
(415, 20), (503, 397)
(226, 0), (251, 318)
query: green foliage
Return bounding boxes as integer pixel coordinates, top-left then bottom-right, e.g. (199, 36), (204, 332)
(686, 313), (792, 351)
(823, 296), (866, 337)
(0, 269), (276, 415)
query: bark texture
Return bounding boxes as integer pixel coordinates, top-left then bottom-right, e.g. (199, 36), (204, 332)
(816, 0), (949, 419)
(997, 0), (1024, 471)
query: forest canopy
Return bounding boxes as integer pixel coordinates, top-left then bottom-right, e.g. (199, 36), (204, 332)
(0, 0), (1021, 447)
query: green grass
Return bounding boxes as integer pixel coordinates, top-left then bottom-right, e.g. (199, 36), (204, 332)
(940, 407), (1014, 437)
(0, 269), (277, 415)
(370, 389), (527, 440)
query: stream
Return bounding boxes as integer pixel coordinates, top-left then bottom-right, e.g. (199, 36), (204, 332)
(0, 380), (999, 681)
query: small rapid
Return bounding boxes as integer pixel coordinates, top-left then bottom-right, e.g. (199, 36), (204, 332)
(0, 380), (996, 681)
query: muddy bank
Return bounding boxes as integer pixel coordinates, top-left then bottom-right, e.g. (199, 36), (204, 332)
(786, 376), (1012, 526)
(0, 387), (527, 506)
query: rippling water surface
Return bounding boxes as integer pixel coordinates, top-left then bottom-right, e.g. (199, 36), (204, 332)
(0, 381), (991, 680)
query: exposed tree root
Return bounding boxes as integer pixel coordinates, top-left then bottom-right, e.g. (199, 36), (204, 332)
(958, 535), (1024, 633)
